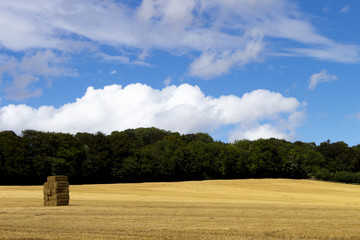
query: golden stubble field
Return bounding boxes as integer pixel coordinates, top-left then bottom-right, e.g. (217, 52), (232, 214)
(1, 179), (360, 240)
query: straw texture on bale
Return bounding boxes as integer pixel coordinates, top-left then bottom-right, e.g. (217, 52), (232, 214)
(43, 175), (69, 206)
(47, 176), (68, 182)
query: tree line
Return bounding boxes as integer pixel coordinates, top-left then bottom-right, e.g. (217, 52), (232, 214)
(1, 128), (360, 185)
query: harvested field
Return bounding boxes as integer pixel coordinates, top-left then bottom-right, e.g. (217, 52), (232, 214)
(1, 179), (360, 239)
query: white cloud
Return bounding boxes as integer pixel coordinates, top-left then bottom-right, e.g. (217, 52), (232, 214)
(340, 6), (349, 13)
(0, 0), (358, 81)
(0, 50), (75, 99)
(189, 40), (264, 79)
(98, 53), (129, 64)
(137, 0), (195, 27)
(131, 60), (154, 67)
(291, 42), (360, 64)
(0, 83), (304, 141)
(309, 69), (337, 90)
(229, 124), (288, 141)
(163, 77), (171, 86)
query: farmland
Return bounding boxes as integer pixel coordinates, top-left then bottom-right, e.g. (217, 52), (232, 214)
(1, 179), (360, 239)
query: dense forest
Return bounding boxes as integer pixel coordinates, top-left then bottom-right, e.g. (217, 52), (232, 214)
(1, 128), (360, 185)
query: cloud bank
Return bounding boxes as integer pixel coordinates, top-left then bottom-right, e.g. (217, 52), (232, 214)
(1, 0), (359, 99)
(0, 83), (304, 141)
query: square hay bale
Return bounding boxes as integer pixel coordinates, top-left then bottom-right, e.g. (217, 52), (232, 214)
(44, 175), (70, 206)
(48, 193), (70, 200)
(43, 188), (52, 196)
(47, 175), (68, 182)
(44, 199), (69, 206)
(44, 200), (57, 206)
(44, 181), (69, 189)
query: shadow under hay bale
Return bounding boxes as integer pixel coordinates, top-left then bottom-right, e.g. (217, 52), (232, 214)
(44, 175), (69, 206)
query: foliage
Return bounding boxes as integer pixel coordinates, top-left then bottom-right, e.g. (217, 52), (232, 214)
(1, 128), (360, 184)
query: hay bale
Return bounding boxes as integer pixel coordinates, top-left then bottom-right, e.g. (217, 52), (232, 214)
(48, 193), (70, 200)
(47, 175), (68, 182)
(43, 188), (52, 195)
(44, 199), (69, 206)
(44, 175), (69, 206)
(44, 181), (69, 189)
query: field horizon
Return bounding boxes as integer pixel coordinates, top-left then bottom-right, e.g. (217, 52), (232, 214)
(1, 178), (360, 239)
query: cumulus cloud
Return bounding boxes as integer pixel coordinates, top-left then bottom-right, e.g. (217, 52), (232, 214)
(0, 50), (75, 99)
(230, 124), (288, 141)
(0, 0), (358, 82)
(0, 83), (304, 141)
(309, 69), (337, 90)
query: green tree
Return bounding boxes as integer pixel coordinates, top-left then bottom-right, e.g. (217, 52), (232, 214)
(334, 171), (353, 183)
(133, 127), (171, 146)
(75, 132), (112, 182)
(247, 139), (283, 178)
(0, 131), (32, 184)
(318, 140), (351, 172)
(349, 145), (360, 172)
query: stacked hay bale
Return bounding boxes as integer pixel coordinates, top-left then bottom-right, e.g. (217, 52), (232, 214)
(44, 175), (69, 206)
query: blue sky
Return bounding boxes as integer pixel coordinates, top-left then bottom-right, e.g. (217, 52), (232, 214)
(1, 0), (360, 145)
